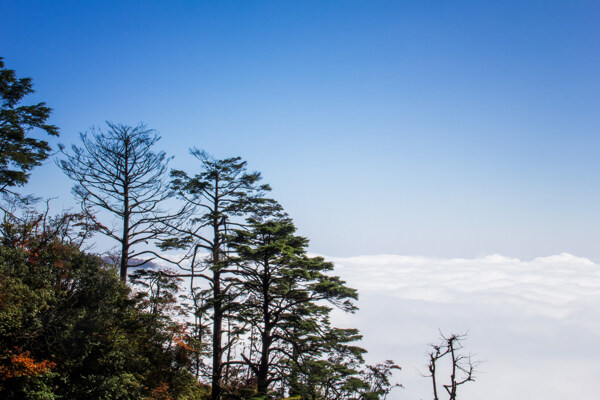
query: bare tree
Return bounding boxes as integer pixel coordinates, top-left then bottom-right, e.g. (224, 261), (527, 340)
(426, 332), (477, 400)
(58, 122), (173, 281)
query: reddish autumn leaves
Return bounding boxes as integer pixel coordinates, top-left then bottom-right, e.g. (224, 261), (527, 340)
(0, 348), (55, 379)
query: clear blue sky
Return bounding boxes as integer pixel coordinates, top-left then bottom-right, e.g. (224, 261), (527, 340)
(2, 0), (600, 259)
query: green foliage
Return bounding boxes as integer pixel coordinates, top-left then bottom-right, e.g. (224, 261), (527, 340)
(0, 213), (205, 399)
(0, 57), (58, 191)
(0, 165), (400, 400)
(229, 218), (379, 398)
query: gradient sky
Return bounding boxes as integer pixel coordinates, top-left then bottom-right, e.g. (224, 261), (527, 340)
(2, 0), (600, 260)
(3, 2), (600, 399)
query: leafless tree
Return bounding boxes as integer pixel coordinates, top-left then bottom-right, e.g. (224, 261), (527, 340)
(58, 122), (175, 281)
(425, 332), (477, 400)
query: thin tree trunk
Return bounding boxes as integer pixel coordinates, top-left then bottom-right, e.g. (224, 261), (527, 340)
(120, 189), (130, 281)
(212, 269), (222, 400)
(431, 359), (439, 400)
(211, 191), (223, 400)
(120, 235), (129, 281)
(120, 139), (130, 282)
(225, 318), (232, 384)
(449, 340), (457, 400)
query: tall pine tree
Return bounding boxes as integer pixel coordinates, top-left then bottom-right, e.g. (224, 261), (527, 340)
(229, 217), (359, 397)
(160, 149), (279, 400)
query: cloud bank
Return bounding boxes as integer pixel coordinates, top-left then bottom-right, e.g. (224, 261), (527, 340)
(330, 253), (600, 319)
(323, 253), (600, 400)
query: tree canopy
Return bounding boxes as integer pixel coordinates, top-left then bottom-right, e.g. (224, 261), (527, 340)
(0, 210), (205, 399)
(0, 57), (58, 192)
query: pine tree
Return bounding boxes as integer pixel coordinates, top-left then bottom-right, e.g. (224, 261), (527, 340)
(0, 57), (58, 193)
(229, 217), (359, 397)
(160, 149), (279, 400)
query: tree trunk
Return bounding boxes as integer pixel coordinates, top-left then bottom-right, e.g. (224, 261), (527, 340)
(257, 328), (271, 395)
(120, 227), (129, 281)
(257, 262), (272, 396)
(211, 199), (223, 400)
(212, 269), (222, 400)
(120, 187), (130, 281)
(120, 140), (130, 282)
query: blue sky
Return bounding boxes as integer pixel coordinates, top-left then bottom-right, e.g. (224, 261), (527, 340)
(2, 0), (600, 260)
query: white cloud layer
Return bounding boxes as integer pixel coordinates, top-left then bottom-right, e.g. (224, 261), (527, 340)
(330, 253), (600, 319)
(323, 253), (600, 400)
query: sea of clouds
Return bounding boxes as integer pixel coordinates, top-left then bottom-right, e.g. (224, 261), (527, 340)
(326, 253), (600, 400)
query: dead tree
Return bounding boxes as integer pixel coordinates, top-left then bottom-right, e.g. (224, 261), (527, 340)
(426, 332), (476, 400)
(59, 122), (176, 281)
